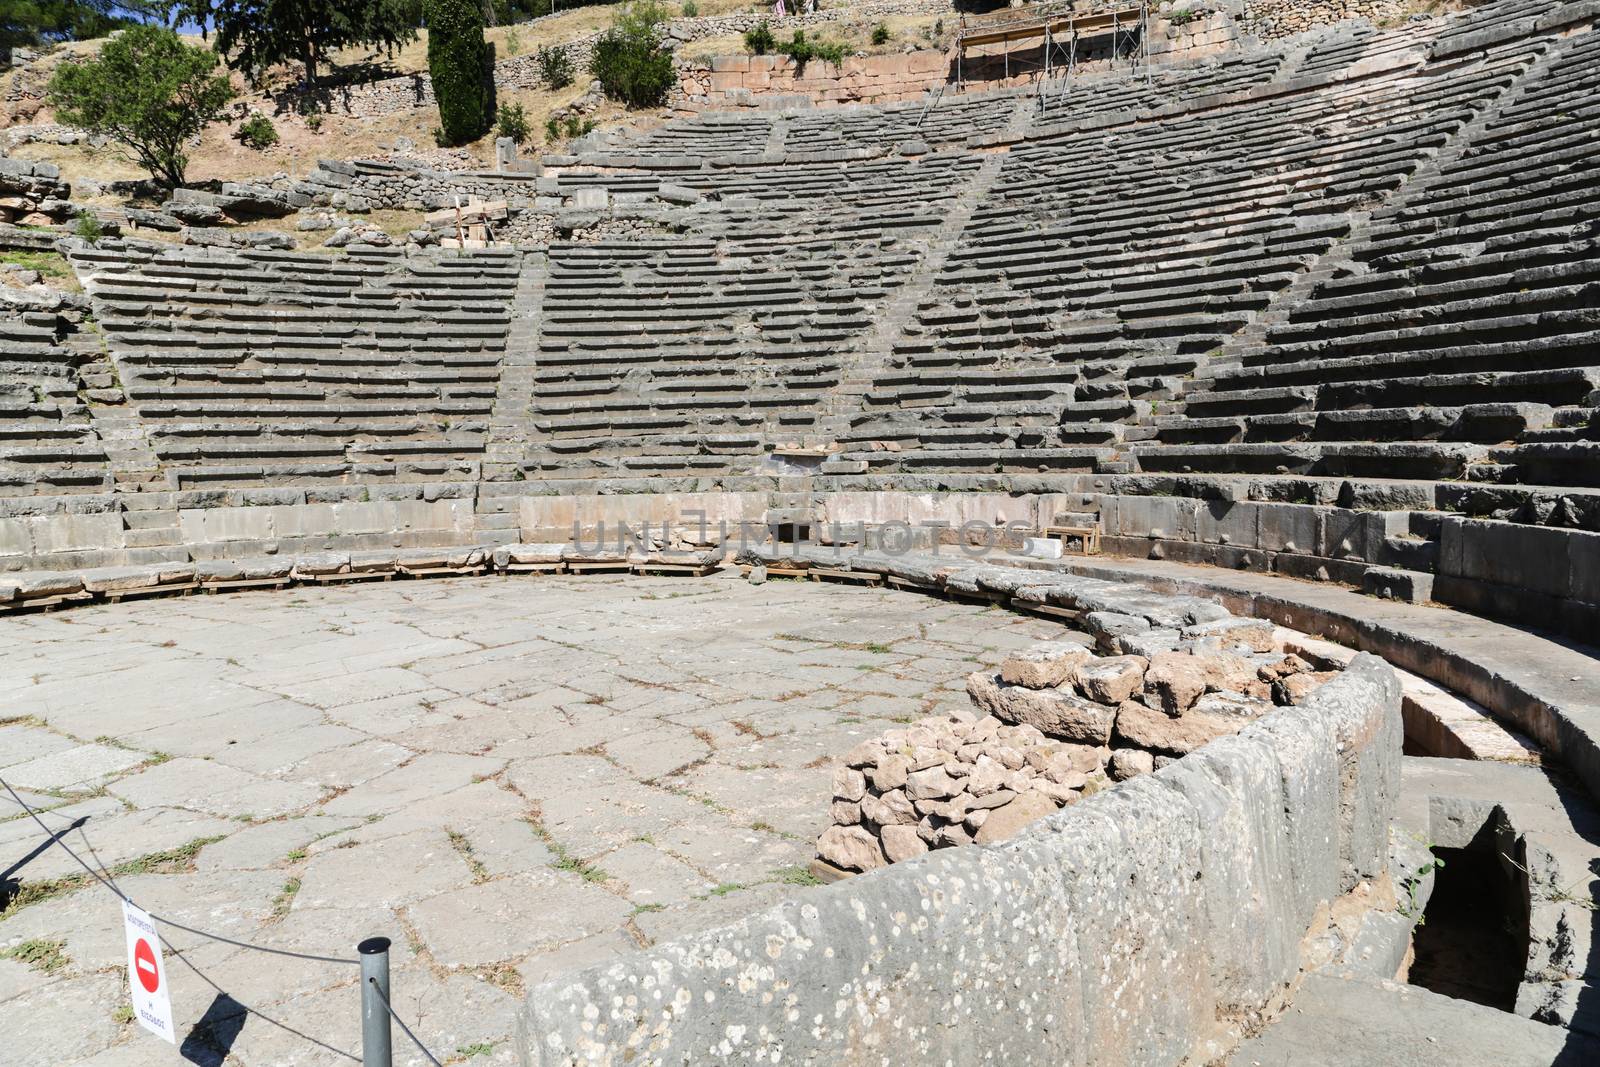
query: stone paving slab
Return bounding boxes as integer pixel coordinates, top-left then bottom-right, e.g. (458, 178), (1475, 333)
(0, 574), (1065, 1065)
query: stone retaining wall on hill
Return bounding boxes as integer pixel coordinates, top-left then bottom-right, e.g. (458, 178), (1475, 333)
(672, 9), (1244, 109)
(1241, 0), (1409, 41)
(516, 651), (1402, 1065)
(295, 0), (950, 119)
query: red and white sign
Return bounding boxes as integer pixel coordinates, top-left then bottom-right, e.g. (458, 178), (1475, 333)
(121, 900), (175, 1044)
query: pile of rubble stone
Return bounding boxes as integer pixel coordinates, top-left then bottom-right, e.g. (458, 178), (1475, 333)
(0, 157), (73, 226)
(816, 627), (1342, 875)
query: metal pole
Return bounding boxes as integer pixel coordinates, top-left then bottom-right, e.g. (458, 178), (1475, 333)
(359, 937), (392, 1067)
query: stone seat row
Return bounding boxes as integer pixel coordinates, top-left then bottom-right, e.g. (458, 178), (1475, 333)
(0, 539), (741, 614)
(159, 458), (482, 489)
(1145, 402), (1561, 446)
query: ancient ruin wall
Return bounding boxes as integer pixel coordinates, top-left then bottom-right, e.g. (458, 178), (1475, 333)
(516, 653), (1402, 1065)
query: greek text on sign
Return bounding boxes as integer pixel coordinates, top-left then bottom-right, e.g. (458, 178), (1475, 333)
(121, 900), (176, 1044)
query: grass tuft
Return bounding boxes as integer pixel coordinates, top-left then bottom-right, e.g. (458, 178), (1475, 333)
(1, 938), (69, 975)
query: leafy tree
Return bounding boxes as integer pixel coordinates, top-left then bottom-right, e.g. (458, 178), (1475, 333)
(46, 25), (235, 188)
(2, 0), (145, 52)
(590, 1), (674, 109)
(426, 0), (489, 144)
(188, 0), (418, 87)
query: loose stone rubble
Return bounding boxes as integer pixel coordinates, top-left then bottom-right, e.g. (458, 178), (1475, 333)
(818, 622), (1342, 872)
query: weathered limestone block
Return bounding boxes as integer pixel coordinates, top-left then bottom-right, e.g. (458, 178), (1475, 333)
(1183, 616), (1276, 652)
(904, 766), (960, 802)
(973, 790), (1057, 845)
(1275, 671), (1342, 706)
(880, 823), (928, 862)
(11, 572), (86, 597)
(1115, 700), (1247, 757)
(1108, 748), (1155, 780)
(867, 755), (908, 791)
(1000, 642), (1093, 689)
(1144, 651), (1209, 715)
(967, 672), (1117, 745)
(815, 824), (885, 872)
(1073, 655), (1149, 704)
(860, 788), (916, 827)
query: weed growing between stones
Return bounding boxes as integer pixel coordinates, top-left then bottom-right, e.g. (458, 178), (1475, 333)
(1, 938), (69, 975)
(1400, 849), (1447, 923)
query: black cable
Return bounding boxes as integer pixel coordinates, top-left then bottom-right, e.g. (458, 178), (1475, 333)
(2, 782), (361, 1063)
(0, 775), (359, 967)
(368, 976), (446, 1067)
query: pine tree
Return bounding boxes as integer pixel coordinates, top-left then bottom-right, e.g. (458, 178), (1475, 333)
(425, 0), (489, 145)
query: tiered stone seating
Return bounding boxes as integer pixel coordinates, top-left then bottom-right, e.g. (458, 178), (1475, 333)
(611, 52), (1287, 161)
(1142, 24), (1600, 485)
(73, 242), (519, 488)
(838, 24), (1547, 476)
(519, 153), (985, 478)
(0, 293), (111, 495)
(1296, 0), (1558, 79)
(783, 92), (1019, 151)
(620, 113), (778, 157)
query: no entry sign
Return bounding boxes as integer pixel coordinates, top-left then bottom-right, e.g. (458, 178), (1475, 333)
(121, 900), (176, 1044)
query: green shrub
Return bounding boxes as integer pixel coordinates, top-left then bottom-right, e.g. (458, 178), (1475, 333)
(45, 25), (234, 188)
(563, 114), (596, 138)
(426, 0), (491, 145)
(545, 115), (561, 143)
(73, 211), (104, 244)
(237, 114), (280, 149)
(870, 22), (890, 46)
(496, 102), (531, 143)
(681, 0), (697, 14)
(537, 45), (574, 89)
(744, 20), (774, 55)
(590, 1), (675, 109)
(505, 27), (522, 55)
(782, 29), (846, 68)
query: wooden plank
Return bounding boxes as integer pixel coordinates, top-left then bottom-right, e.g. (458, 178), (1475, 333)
(808, 857), (855, 884)
(398, 564), (486, 578)
(309, 570), (393, 584)
(739, 564), (809, 578)
(632, 563), (717, 576)
(809, 568), (883, 586)
(104, 581), (201, 603)
(201, 577), (293, 594)
(1021, 602), (1084, 623)
(4, 591), (95, 613)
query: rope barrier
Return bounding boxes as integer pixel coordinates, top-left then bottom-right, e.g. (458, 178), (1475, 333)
(0, 776), (361, 966)
(368, 977), (447, 1067)
(3, 773), (464, 1066)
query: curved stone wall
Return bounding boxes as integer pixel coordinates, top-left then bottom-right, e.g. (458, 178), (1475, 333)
(517, 653), (1402, 1065)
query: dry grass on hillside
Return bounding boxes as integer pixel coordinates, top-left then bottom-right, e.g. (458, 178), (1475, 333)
(686, 12), (948, 63)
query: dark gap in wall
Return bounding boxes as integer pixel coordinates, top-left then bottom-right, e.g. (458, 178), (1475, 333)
(1409, 845), (1528, 1011)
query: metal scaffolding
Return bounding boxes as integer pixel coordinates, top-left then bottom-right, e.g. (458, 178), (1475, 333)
(954, 2), (1150, 108)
